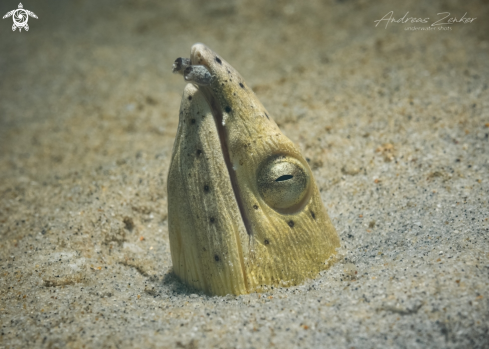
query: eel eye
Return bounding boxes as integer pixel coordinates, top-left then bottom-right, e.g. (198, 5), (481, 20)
(257, 156), (311, 212)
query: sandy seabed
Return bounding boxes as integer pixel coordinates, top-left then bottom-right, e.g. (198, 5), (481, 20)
(1, 0), (488, 348)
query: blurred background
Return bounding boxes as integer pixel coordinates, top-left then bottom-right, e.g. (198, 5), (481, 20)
(1, 0), (487, 180)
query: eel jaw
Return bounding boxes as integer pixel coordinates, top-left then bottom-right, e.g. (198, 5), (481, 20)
(173, 47), (254, 238)
(167, 83), (250, 296)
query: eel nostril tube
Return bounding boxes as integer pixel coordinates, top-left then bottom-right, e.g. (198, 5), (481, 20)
(183, 65), (212, 86)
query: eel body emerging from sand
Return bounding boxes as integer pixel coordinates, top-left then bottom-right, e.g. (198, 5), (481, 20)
(168, 44), (340, 296)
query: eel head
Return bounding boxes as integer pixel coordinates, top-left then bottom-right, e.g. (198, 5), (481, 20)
(168, 44), (340, 296)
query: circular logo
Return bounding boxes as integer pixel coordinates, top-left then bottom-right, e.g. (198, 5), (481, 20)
(12, 9), (28, 27)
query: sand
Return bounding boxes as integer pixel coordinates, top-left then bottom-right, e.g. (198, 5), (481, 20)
(1, 0), (488, 348)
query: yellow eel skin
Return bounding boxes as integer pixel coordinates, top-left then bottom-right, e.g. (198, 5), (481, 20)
(168, 43), (340, 296)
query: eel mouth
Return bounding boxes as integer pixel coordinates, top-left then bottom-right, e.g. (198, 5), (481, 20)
(187, 45), (254, 239)
(193, 84), (254, 239)
(195, 84), (253, 291)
